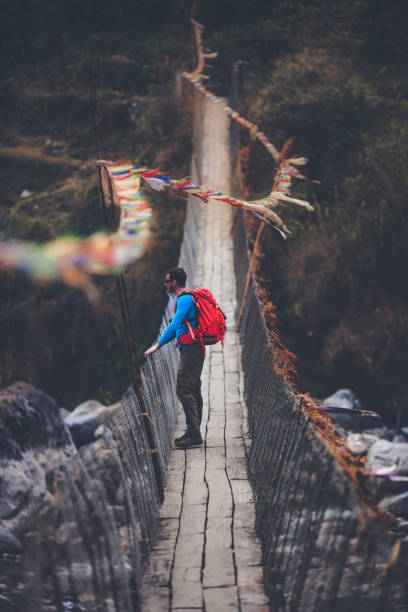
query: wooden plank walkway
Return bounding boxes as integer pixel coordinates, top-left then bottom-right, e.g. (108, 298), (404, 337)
(140, 98), (269, 610)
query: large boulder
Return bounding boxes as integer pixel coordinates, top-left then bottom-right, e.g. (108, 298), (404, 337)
(0, 382), (76, 543)
(378, 492), (408, 519)
(65, 399), (121, 448)
(346, 432), (379, 455)
(322, 388), (380, 432)
(367, 438), (408, 474)
(323, 389), (362, 411)
(0, 525), (22, 554)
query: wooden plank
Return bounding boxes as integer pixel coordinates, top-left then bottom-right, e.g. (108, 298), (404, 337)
(209, 394), (225, 413)
(140, 585), (170, 610)
(185, 447), (206, 483)
(172, 565), (203, 609)
(211, 342), (223, 353)
(173, 533), (204, 569)
(223, 345), (238, 360)
(167, 453), (185, 473)
(206, 427), (225, 447)
(226, 457), (248, 480)
(230, 479), (254, 505)
(236, 563), (264, 587)
(164, 473), (184, 494)
(179, 505), (206, 535)
(239, 585), (270, 611)
(183, 480), (207, 505)
(243, 436), (252, 455)
(234, 537), (263, 567)
(225, 418), (242, 439)
(205, 467), (229, 487)
(211, 352), (223, 365)
(225, 388), (240, 405)
(224, 357), (239, 373)
(225, 402), (243, 421)
(225, 373), (240, 405)
(143, 549), (173, 587)
(152, 518), (179, 551)
(203, 586), (239, 610)
(206, 517), (232, 551)
(203, 549), (235, 587)
(207, 484), (233, 519)
(226, 437), (246, 459)
(224, 333), (237, 346)
(211, 364), (224, 380)
(207, 414), (225, 428)
(225, 372), (239, 387)
(234, 503), (256, 530)
(160, 491), (183, 519)
(206, 446), (226, 470)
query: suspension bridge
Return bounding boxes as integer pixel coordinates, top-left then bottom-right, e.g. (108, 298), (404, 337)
(141, 92), (267, 610)
(5, 79), (408, 612)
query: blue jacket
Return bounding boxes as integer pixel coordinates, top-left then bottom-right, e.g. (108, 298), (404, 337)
(158, 294), (198, 347)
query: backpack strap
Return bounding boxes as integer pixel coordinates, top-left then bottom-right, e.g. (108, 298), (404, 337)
(179, 291), (206, 355)
(185, 319), (197, 341)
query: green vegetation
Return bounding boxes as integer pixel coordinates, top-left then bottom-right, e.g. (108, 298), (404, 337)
(0, 1), (194, 408)
(1, 1), (407, 420)
(225, 0), (408, 421)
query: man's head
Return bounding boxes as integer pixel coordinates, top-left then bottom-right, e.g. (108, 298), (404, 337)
(164, 267), (187, 293)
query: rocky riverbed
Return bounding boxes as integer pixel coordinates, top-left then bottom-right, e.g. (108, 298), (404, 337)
(0, 382), (145, 610)
(323, 389), (408, 527)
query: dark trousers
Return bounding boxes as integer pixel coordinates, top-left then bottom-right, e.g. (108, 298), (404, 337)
(176, 343), (205, 438)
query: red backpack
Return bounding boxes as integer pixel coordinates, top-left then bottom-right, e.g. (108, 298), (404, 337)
(178, 288), (226, 354)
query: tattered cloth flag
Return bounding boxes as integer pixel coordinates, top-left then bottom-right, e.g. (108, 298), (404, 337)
(318, 406), (381, 419)
(183, 18), (322, 191)
(253, 157), (317, 214)
(102, 160), (315, 239)
(0, 173), (152, 301)
(183, 19), (280, 161)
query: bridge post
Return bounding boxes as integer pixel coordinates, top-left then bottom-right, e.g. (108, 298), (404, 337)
(98, 163), (164, 504)
(237, 138), (293, 330)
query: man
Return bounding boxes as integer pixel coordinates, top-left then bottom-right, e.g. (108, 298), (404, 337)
(144, 267), (204, 449)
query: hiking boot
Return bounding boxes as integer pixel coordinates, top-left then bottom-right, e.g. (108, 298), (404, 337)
(175, 435), (203, 450)
(174, 432), (187, 443)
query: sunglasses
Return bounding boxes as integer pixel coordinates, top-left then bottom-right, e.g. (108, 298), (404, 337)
(164, 278), (172, 284)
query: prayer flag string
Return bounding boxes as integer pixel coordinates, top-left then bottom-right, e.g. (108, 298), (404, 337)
(184, 19), (280, 161)
(0, 171), (152, 300)
(183, 19), (319, 218)
(101, 160), (316, 240)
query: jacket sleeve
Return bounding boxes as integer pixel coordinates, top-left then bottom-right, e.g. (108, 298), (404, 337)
(158, 295), (193, 346)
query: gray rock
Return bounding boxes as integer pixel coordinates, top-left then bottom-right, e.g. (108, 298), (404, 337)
(67, 418), (99, 448)
(346, 432), (378, 454)
(19, 189), (33, 198)
(378, 492), (408, 518)
(94, 424), (106, 438)
(0, 525), (22, 554)
(367, 439), (408, 474)
(65, 399), (121, 448)
(364, 427), (395, 440)
(323, 389), (362, 411)
(322, 389), (380, 431)
(0, 381), (71, 460)
(59, 407), (70, 420)
(0, 382), (76, 536)
(393, 434), (408, 443)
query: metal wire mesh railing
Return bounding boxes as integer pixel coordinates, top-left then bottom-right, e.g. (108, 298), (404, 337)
(233, 208), (408, 612)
